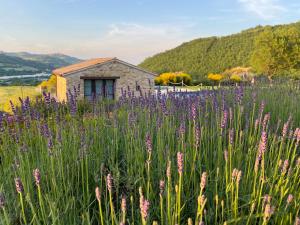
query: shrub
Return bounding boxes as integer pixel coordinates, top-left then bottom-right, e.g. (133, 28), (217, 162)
(207, 73), (224, 82)
(39, 75), (57, 93)
(155, 72), (192, 85)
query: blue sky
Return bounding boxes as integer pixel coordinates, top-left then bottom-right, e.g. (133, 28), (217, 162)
(0, 0), (299, 63)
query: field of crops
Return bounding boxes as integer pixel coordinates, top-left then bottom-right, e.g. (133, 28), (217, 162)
(0, 84), (300, 225)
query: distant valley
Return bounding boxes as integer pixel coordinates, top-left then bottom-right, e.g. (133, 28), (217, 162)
(0, 52), (81, 85)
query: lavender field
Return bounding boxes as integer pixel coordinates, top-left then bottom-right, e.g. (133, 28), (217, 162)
(0, 84), (300, 225)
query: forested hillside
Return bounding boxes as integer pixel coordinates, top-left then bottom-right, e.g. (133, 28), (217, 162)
(139, 21), (300, 80)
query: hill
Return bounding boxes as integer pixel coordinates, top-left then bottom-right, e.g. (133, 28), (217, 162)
(0, 52), (81, 76)
(139, 21), (300, 80)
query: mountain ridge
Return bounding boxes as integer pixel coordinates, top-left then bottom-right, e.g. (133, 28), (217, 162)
(0, 51), (81, 76)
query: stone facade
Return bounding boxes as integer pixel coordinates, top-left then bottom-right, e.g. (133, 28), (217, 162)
(56, 59), (156, 102)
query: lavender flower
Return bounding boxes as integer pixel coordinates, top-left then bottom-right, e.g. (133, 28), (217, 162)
(166, 161), (171, 178)
(191, 103), (197, 122)
(15, 177), (24, 193)
(229, 129), (234, 145)
(95, 187), (101, 202)
(224, 150), (228, 162)
(232, 168), (239, 181)
(263, 194), (272, 207)
(287, 194), (294, 205)
(107, 174), (113, 192)
(121, 196), (126, 213)
(145, 133), (152, 154)
(281, 159), (289, 175)
(33, 168), (41, 187)
(263, 204), (275, 221)
(295, 217), (300, 225)
(259, 131), (267, 155)
(140, 199), (150, 220)
(200, 172), (207, 191)
(282, 121), (289, 138)
(177, 152), (184, 174)
(262, 113), (270, 131)
(221, 110), (228, 130)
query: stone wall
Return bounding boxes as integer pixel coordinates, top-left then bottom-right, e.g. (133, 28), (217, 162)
(57, 60), (155, 101)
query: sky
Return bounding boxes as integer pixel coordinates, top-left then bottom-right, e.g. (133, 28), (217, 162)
(0, 0), (299, 64)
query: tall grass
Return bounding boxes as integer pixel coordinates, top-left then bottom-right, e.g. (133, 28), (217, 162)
(0, 83), (299, 225)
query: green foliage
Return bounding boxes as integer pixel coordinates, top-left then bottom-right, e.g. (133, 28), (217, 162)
(251, 26), (300, 77)
(139, 21), (300, 80)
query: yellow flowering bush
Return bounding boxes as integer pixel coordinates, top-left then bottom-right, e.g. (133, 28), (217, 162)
(207, 73), (224, 82)
(155, 72), (192, 85)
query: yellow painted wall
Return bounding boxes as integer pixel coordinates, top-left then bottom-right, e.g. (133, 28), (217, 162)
(56, 75), (67, 102)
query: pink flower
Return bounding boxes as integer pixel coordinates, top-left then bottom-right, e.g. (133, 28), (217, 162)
(177, 152), (184, 174)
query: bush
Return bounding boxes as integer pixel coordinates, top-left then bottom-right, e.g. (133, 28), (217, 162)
(39, 75), (57, 93)
(155, 72), (192, 85)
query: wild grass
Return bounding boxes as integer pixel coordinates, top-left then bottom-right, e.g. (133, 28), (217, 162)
(0, 83), (299, 225)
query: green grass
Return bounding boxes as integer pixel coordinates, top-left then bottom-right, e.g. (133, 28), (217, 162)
(0, 86), (41, 112)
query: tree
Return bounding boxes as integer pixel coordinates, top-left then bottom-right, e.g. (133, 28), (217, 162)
(251, 27), (300, 78)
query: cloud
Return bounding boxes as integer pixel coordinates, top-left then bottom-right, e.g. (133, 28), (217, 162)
(0, 22), (196, 64)
(73, 23), (195, 64)
(238, 0), (286, 19)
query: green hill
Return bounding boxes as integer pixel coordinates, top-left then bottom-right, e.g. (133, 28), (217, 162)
(0, 52), (81, 76)
(139, 21), (300, 80)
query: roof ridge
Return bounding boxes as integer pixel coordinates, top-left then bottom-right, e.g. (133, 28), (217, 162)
(53, 57), (116, 76)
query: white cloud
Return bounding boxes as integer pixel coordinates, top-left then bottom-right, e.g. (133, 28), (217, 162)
(238, 0), (286, 19)
(71, 23), (195, 64)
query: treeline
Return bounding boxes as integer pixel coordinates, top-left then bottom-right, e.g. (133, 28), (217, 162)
(139, 21), (300, 81)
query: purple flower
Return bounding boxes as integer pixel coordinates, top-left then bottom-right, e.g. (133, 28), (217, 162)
(262, 113), (270, 131)
(33, 168), (41, 187)
(194, 124), (200, 149)
(229, 129), (234, 145)
(190, 103), (197, 122)
(166, 161), (171, 178)
(281, 160), (289, 175)
(221, 110), (228, 130)
(145, 133), (152, 154)
(177, 152), (184, 174)
(259, 131), (267, 155)
(159, 180), (165, 195)
(107, 174), (113, 192)
(200, 172), (207, 190)
(15, 177), (24, 193)
(140, 197), (150, 220)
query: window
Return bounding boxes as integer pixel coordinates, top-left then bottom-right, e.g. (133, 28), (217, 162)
(83, 79), (115, 100)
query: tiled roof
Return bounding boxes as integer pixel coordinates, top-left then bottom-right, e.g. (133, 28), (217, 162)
(52, 58), (115, 76)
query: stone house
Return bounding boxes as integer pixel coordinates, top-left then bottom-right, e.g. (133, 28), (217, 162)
(53, 57), (156, 101)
